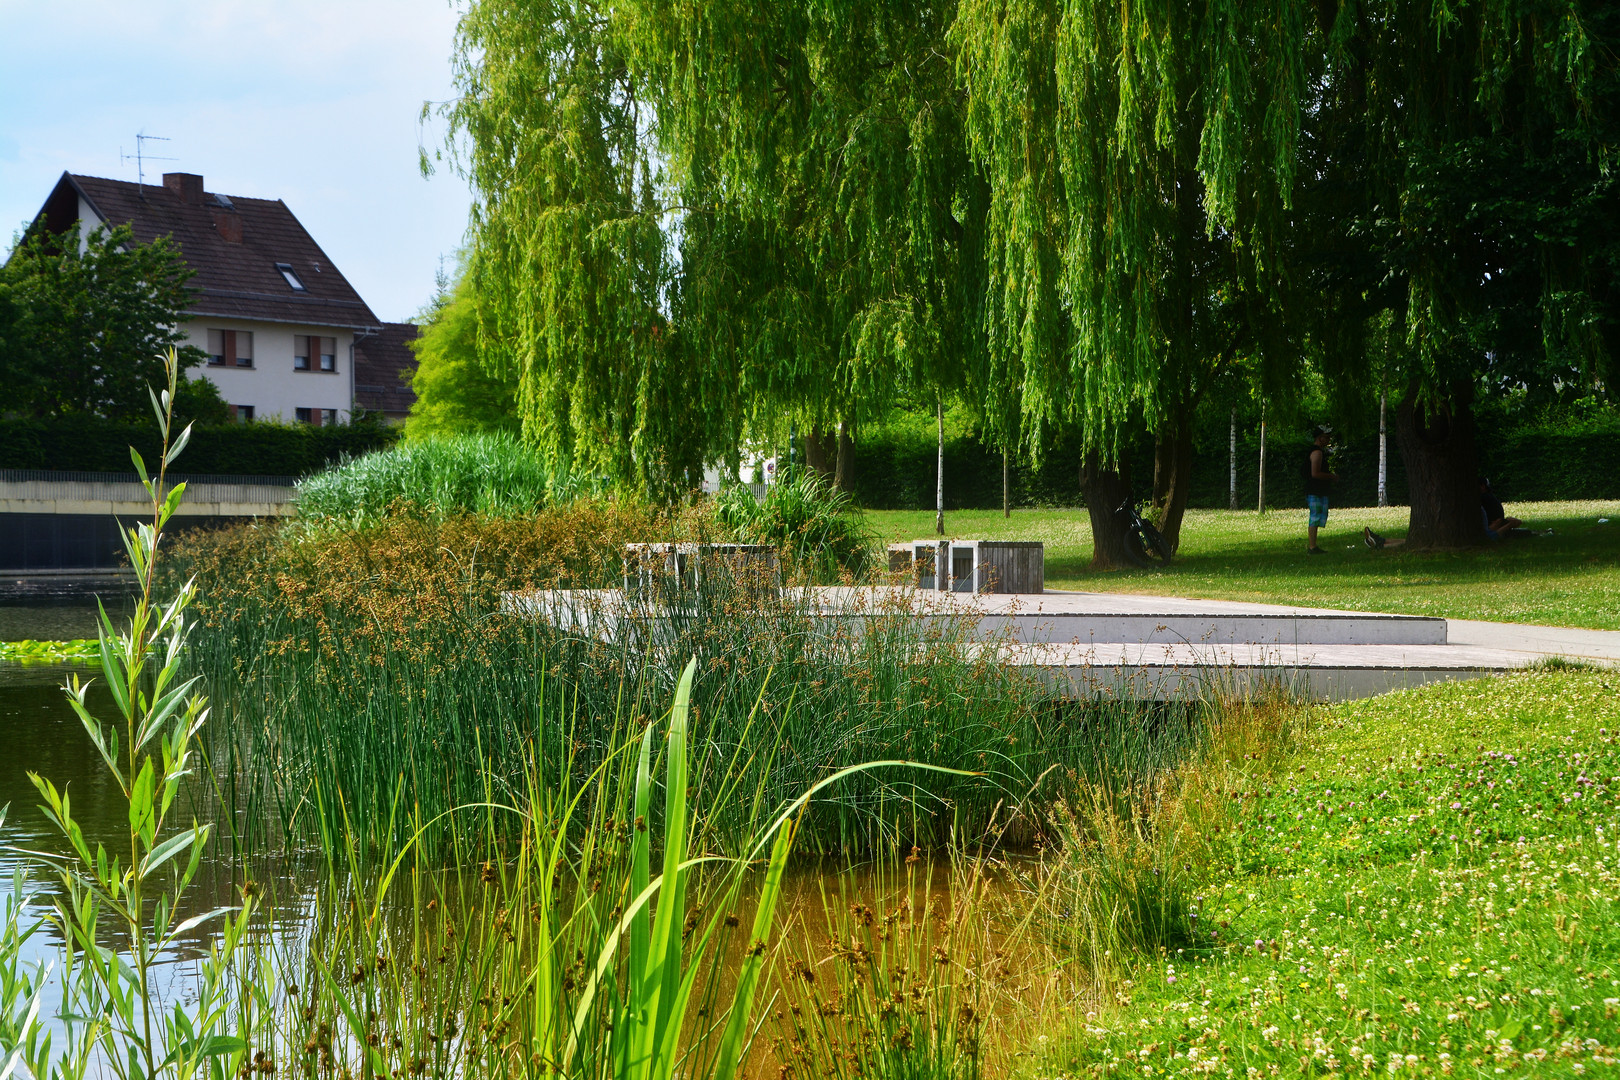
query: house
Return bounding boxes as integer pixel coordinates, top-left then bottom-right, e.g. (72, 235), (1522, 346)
(353, 321), (419, 424)
(31, 170), (410, 425)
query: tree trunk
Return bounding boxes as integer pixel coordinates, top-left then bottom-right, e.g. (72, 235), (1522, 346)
(803, 427), (835, 483)
(1377, 393), (1388, 507)
(1082, 453), (1134, 569)
(1002, 447), (1010, 519)
(1228, 407), (1238, 510)
(1150, 410), (1195, 553)
(1395, 379), (1483, 548)
(834, 422), (854, 491)
(1257, 411), (1267, 512)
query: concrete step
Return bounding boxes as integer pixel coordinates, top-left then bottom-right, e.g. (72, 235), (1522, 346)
(804, 587), (1450, 646)
(1000, 640), (1537, 701)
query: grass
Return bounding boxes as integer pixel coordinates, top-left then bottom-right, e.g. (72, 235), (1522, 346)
(1029, 668), (1620, 1078)
(295, 432), (596, 526)
(868, 500), (1620, 628)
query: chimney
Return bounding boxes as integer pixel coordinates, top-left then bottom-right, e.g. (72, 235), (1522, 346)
(163, 172), (204, 204)
(212, 208), (242, 243)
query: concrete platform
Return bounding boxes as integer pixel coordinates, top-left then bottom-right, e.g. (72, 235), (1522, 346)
(1005, 640), (1541, 701)
(803, 587), (1449, 646)
(500, 585), (1613, 701)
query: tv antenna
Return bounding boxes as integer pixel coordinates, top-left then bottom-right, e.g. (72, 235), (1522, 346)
(120, 132), (175, 197)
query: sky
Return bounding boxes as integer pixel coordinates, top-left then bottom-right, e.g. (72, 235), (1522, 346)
(0, 0), (473, 323)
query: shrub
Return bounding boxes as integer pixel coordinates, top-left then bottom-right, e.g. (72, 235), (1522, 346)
(714, 473), (875, 580)
(0, 413), (398, 476)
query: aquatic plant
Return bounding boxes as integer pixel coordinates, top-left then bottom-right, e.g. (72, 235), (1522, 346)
(4, 347), (259, 1079)
(714, 472), (875, 581)
(0, 638), (97, 664)
(295, 432), (601, 527)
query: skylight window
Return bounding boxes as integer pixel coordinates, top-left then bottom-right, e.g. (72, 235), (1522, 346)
(276, 262), (307, 291)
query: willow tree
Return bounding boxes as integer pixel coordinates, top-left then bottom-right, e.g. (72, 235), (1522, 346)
(445, 1), (987, 497)
(1301, 0), (1617, 547)
(647, 1), (988, 491)
(953, 0), (1308, 564)
(447, 0), (723, 493)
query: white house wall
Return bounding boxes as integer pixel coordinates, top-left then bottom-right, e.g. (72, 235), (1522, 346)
(180, 320), (355, 423)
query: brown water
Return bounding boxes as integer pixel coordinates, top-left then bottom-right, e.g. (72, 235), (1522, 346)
(0, 603), (1074, 1073)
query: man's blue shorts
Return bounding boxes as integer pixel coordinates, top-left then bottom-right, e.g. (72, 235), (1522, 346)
(1307, 495), (1330, 528)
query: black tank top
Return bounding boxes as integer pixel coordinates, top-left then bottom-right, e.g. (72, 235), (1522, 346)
(1303, 446), (1331, 496)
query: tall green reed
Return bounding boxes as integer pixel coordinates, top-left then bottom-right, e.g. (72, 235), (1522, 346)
(295, 432), (597, 527)
(240, 659), (962, 1078)
(181, 550), (1205, 859)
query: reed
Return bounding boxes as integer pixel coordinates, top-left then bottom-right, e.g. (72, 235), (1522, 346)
(1022, 694), (1300, 981)
(175, 526), (1211, 859)
(295, 432), (599, 527)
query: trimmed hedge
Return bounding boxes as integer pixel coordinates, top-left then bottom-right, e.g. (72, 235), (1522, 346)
(0, 415), (399, 477)
(850, 414), (1619, 511)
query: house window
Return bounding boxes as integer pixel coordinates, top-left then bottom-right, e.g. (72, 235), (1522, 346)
(206, 329), (254, 368)
(320, 408), (337, 426)
(295, 335), (337, 373)
(295, 407), (339, 427)
(295, 407), (313, 424)
(276, 263), (307, 291)
(231, 405), (255, 423)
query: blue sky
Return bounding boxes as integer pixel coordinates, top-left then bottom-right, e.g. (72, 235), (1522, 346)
(0, 0), (473, 322)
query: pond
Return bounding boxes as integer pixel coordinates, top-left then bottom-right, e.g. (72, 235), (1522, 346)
(0, 597), (1074, 1077)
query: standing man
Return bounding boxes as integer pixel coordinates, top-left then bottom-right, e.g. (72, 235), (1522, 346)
(1305, 425), (1338, 555)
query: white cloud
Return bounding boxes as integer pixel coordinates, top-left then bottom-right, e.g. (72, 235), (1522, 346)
(0, 0), (474, 321)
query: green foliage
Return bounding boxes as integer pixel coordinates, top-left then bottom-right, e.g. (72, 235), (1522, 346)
(950, 0), (1305, 456)
(295, 433), (592, 526)
(714, 473), (875, 580)
(0, 639), (96, 664)
(446, 1), (989, 493)
(2, 348), (258, 1080)
(0, 224), (206, 420)
(0, 413), (398, 476)
(405, 274), (519, 439)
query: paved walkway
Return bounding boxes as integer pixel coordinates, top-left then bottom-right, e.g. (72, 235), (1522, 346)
(1447, 619), (1620, 663)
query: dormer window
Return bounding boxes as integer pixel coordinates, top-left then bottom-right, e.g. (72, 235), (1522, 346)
(276, 263), (307, 291)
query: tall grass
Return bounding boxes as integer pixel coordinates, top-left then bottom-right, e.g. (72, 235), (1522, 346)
(1024, 694), (1300, 982)
(169, 512), (1211, 860)
(296, 433), (598, 527)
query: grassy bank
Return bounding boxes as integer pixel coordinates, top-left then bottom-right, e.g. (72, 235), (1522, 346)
(1030, 668), (1620, 1078)
(869, 502), (1620, 628)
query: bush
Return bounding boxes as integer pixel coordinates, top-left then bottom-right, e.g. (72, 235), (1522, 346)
(0, 414), (398, 476)
(295, 432), (598, 526)
(714, 472), (875, 580)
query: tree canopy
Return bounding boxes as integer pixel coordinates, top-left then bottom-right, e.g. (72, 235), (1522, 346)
(405, 272), (521, 440)
(442, 0), (1618, 551)
(0, 224), (209, 422)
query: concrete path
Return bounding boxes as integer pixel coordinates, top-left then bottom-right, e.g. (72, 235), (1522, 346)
(1447, 619), (1620, 663)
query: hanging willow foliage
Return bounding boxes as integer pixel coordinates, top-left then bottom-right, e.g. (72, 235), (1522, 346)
(952, 0), (1308, 462)
(448, 0), (987, 492)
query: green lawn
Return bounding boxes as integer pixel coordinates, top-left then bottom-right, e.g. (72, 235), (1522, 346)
(1037, 668), (1620, 1079)
(866, 500), (1620, 629)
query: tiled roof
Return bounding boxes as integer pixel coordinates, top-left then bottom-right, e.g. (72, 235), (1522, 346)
(41, 172), (380, 330)
(353, 322), (419, 417)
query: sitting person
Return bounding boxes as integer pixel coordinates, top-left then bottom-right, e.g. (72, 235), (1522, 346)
(1480, 477), (1525, 538)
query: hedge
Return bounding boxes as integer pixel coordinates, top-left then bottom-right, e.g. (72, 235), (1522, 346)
(0, 415), (399, 478)
(849, 415), (1620, 511)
